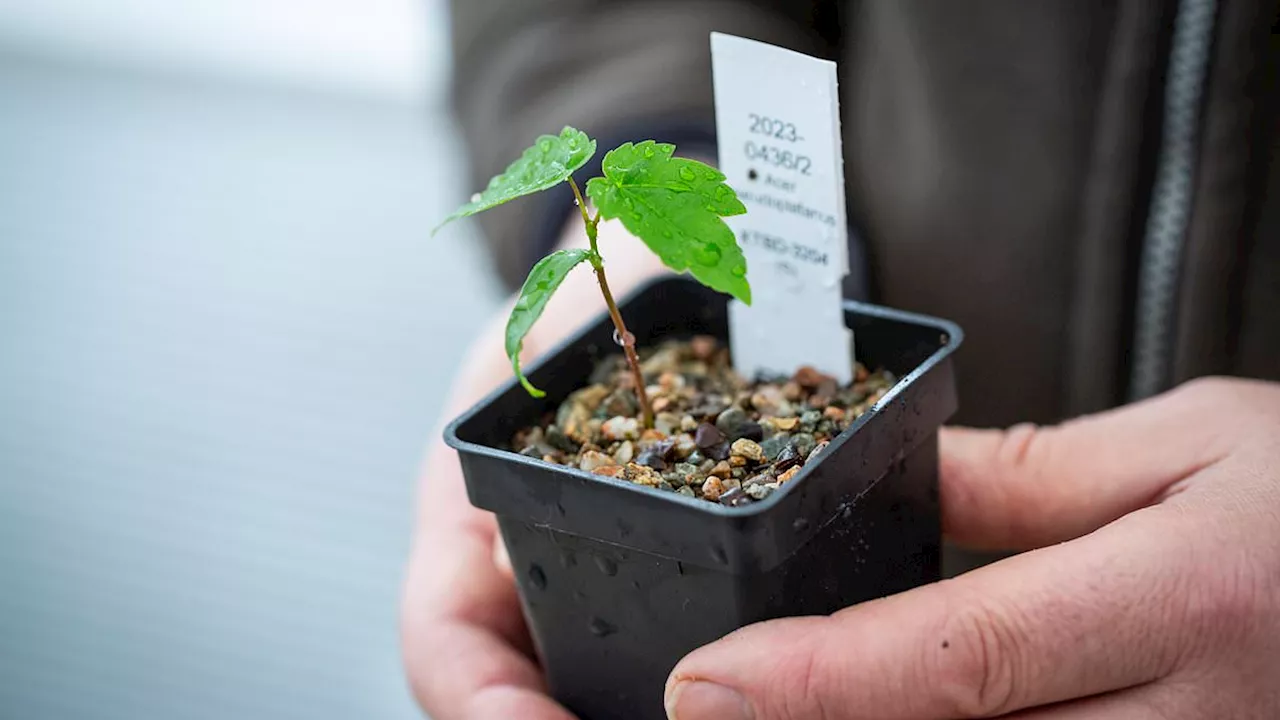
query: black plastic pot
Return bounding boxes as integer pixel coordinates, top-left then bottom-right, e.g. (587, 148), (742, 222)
(443, 276), (962, 720)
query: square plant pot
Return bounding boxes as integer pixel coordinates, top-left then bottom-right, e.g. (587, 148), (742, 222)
(443, 275), (962, 720)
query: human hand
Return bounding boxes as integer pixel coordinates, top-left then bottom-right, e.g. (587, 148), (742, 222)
(664, 377), (1280, 719)
(400, 217), (664, 719)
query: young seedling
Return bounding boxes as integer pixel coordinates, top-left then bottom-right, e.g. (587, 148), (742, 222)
(433, 126), (751, 428)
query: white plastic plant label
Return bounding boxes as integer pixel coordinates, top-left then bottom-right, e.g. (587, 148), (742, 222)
(710, 32), (854, 385)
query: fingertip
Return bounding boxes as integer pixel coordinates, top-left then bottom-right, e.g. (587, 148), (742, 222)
(493, 537), (513, 578)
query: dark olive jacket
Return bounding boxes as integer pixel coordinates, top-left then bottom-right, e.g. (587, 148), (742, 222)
(446, 0), (1279, 429)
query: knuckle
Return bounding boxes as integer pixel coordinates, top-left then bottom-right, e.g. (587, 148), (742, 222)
(994, 422), (1041, 473)
(1173, 375), (1239, 409)
(933, 595), (1022, 717)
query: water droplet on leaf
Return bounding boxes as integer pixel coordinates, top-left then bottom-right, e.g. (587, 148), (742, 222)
(470, 192), (482, 203)
(731, 263), (747, 278)
(693, 243), (722, 265)
(678, 167), (696, 182)
(643, 146), (655, 159)
(538, 139), (553, 152)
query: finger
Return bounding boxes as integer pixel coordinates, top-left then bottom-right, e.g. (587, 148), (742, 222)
(665, 508), (1192, 720)
(466, 685), (580, 720)
(1003, 680), (1189, 719)
(416, 622), (577, 720)
(940, 379), (1233, 551)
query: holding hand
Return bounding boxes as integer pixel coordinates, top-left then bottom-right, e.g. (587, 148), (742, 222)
(665, 377), (1280, 719)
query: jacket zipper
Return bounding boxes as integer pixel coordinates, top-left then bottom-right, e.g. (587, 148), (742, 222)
(1129, 0), (1218, 400)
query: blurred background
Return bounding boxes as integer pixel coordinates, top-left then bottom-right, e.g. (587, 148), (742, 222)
(0, 1), (499, 717)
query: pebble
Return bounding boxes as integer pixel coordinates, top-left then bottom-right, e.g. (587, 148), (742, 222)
(579, 450), (616, 472)
(657, 480), (675, 492)
(709, 461), (732, 478)
(651, 396), (672, 413)
(672, 434), (697, 459)
(546, 425), (580, 453)
(603, 387), (639, 417)
(719, 487), (751, 507)
(760, 434), (792, 461)
(799, 410), (822, 433)
(745, 483), (775, 500)
(701, 477), (725, 501)
(687, 450), (706, 464)
(557, 384), (610, 441)
(728, 455), (747, 469)
(807, 441), (829, 463)
(714, 407), (750, 439)
(602, 416), (639, 442)
(640, 428), (668, 443)
(694, 423), (725, 448)
(613, 440), (635, 465)
(592, 465), (624, 478)
(623, 463), (662, 487)
(730, 439), (766, 463)
(792, 433), (817, 458)
(768, 416), (799, 433)
(777, 466), (800, 485)
(721, 477), (742, 492)
(680, 415), (699, 432)
(743, 472), (773, 488)
(654, 412), (682, 436)
(737, 421), (764, 442)
(793, 365), (834, 389)
(704, 442), (731, 462)
(731, 467), (746, 480)
(635, 446), (667, 471)
(774, 444), (802, 473)
(658, 371), (684, 391)
(676, 485), (696, 497)
(823, 406), (847, 423)
(750, 386), (788, 416)
(782, 381), (803, 401)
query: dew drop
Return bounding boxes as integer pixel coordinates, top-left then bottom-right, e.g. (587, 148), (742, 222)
(589, 617), (617, 637)
(731, 263), (747, 278)
(708, 544), (728, 565)
(612, 329), (636, 347)
(538, 139), (553, 152)
(715, 186), (734, 202)
(630, 212), (642, 221)
(594, 555), (618, 576)
(661, 229), (673, 239)
(536, 280), (550, 291)
(678, 166), (696, 182)
(693, 243), (723, 265)
(643, 146), (656, 159)
(527, 564), (547, 591)
(470, 192), (482, 203)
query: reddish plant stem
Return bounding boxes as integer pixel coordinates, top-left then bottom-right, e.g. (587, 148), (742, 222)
(569, 178), (654, 429)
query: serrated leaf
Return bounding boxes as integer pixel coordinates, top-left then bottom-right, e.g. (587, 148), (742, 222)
(585, 141), (751, 304)
(433, 127), (596, 235)
(506, 248), (593, 397)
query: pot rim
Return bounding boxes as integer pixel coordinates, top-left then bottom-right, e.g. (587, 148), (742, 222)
(442, 275), (963, 517)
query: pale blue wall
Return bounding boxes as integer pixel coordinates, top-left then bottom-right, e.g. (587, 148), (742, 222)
(0, 9), (498, 716)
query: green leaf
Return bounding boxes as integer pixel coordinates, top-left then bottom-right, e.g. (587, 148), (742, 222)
(506, 248), (593, 397)
(585, 141), (751, 304)
(433, 127), (596, 235)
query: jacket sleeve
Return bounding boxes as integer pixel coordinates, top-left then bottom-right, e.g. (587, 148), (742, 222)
(445, 0), (837, 290)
